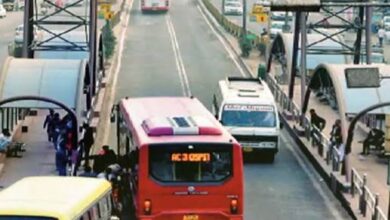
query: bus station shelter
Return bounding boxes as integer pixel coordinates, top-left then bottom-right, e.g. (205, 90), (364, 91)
(0, 57), (89, 130)
(303, 64), (390, 140)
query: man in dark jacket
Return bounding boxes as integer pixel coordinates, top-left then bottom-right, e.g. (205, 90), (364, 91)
(361, 128), (385, 155)
(80, 122), (94, 167)
(43, 109), (55, 142)
(309, 109), (326, 131)
(330, 119), (342, 146)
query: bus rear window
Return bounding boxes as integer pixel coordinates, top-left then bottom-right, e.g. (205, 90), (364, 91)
(149, 144), (233, 183)
(0, 217), (57, 220)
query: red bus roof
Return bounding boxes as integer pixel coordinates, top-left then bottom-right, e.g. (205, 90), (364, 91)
(119, 97), (237, 146)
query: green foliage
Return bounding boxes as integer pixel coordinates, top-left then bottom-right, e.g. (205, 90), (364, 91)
(102, 21), (117, 59)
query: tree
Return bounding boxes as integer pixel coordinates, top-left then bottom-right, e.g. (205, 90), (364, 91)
(102, 20), (117, 59)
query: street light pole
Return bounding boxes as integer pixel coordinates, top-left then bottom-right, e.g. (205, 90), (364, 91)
(242, 0), (247, 38)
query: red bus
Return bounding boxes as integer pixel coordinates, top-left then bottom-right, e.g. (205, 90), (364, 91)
(112, 97), (244, 220)
(141, 0), (169, 12)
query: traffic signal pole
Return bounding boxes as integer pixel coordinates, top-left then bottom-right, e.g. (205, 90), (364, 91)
(242, 0), (247, 37)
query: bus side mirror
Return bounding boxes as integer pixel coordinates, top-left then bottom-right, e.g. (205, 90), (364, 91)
(110, 105), (117, 123)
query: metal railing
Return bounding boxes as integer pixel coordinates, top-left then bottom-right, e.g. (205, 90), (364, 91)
(351, 169), (387, 220)
(268, 73), (388, 219)
(267, 74), (388, 219)
(266, 75), (344, 173)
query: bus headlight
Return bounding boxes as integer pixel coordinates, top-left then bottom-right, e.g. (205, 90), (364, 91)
(230, 199), (238, 214)
(144, 199), (152, 215)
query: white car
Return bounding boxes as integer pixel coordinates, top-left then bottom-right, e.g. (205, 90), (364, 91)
(0, 4), (7, 18)
(271, 11), (293, 21)
(223, 1), (243, 15)
(14, 24), (41, 43)
(383, 16), (390, 29)
(270, 21), (285, 38)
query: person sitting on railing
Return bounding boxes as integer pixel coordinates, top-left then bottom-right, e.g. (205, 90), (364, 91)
(360, 128), (385, 155)
(309, 109), (326, 132)
(330, 119), (342, 147)
(328, 119), (345, 163)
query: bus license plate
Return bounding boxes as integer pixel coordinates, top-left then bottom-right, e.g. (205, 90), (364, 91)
(183, 215), (199, 220)
(243, 147), (253, 152)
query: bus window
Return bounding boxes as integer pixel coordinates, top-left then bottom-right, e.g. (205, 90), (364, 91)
(80, 212), (91, 220)
(91, 205), (99, 219)
(149, 144), (232, 182)
(0, 216), (58, 220)
(106, 195), (112, 212)
(0, 218), (57, 220)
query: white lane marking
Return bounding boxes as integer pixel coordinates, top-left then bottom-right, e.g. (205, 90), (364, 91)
(166, 14), (192, 97)
(281, 134), (346, 220)
(196, 4), (246, 77)
(102, 0), (134, 145)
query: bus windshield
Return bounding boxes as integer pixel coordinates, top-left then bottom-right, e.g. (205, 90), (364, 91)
(221, 104), (276, 127)
(0, 217), (57, 220)
(149, 144), (233, 183)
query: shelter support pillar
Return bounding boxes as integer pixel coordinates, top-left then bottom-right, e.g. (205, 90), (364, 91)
(89, 0), (98, 96)
(300, 12), (307, 118)
(288, 12), (301, 100)
(353, 6), (364, 64)
(365, 1), (372, 64)
(22, 0), (34, 58)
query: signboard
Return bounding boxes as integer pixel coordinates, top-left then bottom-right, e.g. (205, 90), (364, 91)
(224, 104), (274, 112)
(251, 4), (264, 14)
(256, 13), (268, 23)
(345, 67), (380, 88)
(100, 3), (111, 12)
(104, 11), (114, 20)
(171, 153), (211, 162)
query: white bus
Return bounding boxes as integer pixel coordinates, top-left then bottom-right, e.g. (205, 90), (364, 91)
(141, 0), (169, 12)
(212, 77), (282, 163)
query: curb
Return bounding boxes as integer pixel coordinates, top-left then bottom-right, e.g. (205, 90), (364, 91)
(91, 0), (128, 132)
(92, 0), (132, 151)
(199, 1), (358, 219)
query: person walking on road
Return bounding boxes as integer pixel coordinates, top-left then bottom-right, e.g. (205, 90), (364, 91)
(309, 109), (326, 131)
(378, 26), (385, 47)
(43, 109), (56, 142)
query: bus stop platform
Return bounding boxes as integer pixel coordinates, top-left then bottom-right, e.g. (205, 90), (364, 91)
(0, 110), (57, 189)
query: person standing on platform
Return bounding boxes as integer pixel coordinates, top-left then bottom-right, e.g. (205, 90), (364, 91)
(80, 122), (94, 167)
(43, 109), (55, 142)
(309, 109), (326, 131)
(378, 26), (385, 47)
